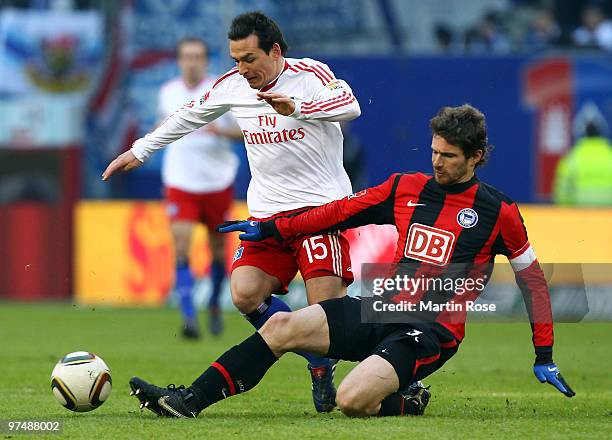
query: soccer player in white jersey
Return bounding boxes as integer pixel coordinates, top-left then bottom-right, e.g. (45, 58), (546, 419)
(102, 11), (361, 412)
(160, 37), (242, 339)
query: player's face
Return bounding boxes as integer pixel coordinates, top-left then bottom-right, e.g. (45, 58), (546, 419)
(178, 42), (207, 85)
(431, 135), (481, 185)
(229, 34), (282, 89)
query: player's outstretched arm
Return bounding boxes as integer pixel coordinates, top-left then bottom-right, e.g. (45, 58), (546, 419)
(218, 174), (401, 241)
(497, 201), (575, 398)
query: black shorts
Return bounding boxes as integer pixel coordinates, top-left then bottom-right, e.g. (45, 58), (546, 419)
(319, 296), (459, 388)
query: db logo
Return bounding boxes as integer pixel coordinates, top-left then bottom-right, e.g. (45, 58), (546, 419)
(404, 223), (455, 266)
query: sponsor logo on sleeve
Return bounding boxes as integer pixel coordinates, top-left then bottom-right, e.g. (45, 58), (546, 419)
(326, 80), (344, 90)
(348, 189), (367, 199)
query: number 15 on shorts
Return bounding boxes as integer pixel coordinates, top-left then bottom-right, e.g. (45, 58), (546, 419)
(302, 235), (328, 263)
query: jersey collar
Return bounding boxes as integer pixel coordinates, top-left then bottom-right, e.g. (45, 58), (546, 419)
(433, 174), (479, 194)
(259, 60), (289, 92)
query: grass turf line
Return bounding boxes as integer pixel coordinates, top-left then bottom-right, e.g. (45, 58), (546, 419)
(1, 303), (610, 439)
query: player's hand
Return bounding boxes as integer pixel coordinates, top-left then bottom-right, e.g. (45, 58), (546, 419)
(256, 92), (295, 116)
(102, 150), (143, 180)
(216, 220), (265, 241)
(533, 363), (575, 397)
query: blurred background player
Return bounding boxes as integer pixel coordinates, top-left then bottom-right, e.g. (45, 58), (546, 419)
(159, 37), (242, 339)
(102, 12), (361, 412)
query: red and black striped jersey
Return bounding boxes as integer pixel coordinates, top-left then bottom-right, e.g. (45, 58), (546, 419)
(269, 172), (554, 352)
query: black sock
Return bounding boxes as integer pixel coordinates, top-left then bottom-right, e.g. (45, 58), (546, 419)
(378, 393), (405, 416)
(189, 332), (278, 412)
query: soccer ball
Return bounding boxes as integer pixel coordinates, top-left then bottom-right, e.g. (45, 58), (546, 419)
(50, 351), (112, 412)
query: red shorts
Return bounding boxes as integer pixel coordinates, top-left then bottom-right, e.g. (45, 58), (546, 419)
(165, 186), (233, 231)
(231, 208), (354, 294)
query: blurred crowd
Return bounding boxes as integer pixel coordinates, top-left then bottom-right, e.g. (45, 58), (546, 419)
(435, 0), (612, 54)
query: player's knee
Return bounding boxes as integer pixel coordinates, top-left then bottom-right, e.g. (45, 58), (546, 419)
(336, 385), (371, 417)
(230, 281), (266, 314)
(259, 312), (293, 352)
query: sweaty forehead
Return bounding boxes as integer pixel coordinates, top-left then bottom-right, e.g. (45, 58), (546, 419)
(229, 34), (264, 57)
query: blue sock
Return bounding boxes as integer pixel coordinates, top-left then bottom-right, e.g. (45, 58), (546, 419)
(245, 296), (331, 368)
(208, 260), (225, 308)
(176, 261), (196, 322)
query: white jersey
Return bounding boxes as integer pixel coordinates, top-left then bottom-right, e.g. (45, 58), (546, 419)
(158, 76), (239, 193)
(132, 57), (361, 217)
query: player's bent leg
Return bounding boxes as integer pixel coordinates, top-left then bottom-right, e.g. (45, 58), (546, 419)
(129, 330), (280, 418)
(336, 355), (400, 417)
(230, 266), (280, 314)
(258, 305), (330, 357)
(129, 305), (332, 418)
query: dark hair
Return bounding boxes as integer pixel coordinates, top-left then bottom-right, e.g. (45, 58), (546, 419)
(176, 37), (208, 58)
(228, 11), (288, 55)
(430, 104), (492, 167)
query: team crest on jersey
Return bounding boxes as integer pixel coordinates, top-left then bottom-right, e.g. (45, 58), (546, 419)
(233, 246), (244, 262)
(348, 189), (367, 199)
(457, 208), (478, 228)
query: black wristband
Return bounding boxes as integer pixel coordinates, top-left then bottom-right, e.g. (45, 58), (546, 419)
(534, 346), (553, 365)
(259, 220), (283, 242)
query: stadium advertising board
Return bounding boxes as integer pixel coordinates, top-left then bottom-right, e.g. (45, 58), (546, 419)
(75, 201), (612, 306)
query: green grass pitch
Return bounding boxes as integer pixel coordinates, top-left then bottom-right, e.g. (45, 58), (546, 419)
(1, 303), (610, 439)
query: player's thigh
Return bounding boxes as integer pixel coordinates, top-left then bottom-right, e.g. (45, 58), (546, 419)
(260, 304), (329, 356)
(231, 237), (299, 297)
(336, 355), (399, 417)
(305, 276), (346, 304)
(170, 220), (196, 259)
(230, 265), (282, 313)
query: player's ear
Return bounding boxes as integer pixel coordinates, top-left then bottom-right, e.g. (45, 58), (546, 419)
(269, 43), (282, 59)
(470, 149), (484, 168)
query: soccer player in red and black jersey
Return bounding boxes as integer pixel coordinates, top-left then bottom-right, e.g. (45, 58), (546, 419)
(128, 104), (574, 419)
